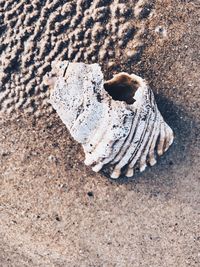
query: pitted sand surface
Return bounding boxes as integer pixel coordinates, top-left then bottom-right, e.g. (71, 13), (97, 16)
(0, 0), (153, 117)
(0, 0), (200, 266)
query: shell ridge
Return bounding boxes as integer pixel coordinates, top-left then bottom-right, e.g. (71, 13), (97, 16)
(128, 87), (156, 166)
(111, 101), (152, 177)
(128, 93), (157, 169)
(84, 105), (133, 166)
(139, 90), (160, 171)
(94, 110), (136, 168)
(109, 84), (148, 166)
(111, 87), (150, 171)
(91, 110), (134, 170)
(139, 107), (159, 172)
(110, 108), (140, 165)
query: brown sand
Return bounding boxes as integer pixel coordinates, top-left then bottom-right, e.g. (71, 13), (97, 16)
(0, 0), (200, 266)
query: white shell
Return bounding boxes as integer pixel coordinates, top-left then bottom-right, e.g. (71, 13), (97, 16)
(45, 61), (174, 179)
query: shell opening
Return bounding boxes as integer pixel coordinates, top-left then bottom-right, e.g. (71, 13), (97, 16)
(104, 73), (140, 105)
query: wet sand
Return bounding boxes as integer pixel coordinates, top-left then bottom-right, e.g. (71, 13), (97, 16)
(0, 0), (200, 266)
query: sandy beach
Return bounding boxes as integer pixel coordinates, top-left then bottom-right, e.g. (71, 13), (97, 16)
(0, 0), (200, 266)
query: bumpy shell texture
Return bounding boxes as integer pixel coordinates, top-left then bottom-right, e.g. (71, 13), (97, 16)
(46, 61), (174, 179)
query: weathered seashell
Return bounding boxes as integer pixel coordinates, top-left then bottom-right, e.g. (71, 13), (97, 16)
(45, 61), (174, 179)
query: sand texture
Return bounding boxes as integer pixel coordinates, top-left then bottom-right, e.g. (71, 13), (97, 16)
(0, 0), (200, 266)
(0, 0), (152, 117)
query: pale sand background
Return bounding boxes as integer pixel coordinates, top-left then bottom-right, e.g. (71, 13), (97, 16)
(0, 0), (200, 266)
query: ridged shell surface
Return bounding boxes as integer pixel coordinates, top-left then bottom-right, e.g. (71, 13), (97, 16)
(46, 61), (174, 178)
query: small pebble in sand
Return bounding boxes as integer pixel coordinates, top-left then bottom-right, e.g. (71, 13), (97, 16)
(155, 26), (167, 38)
(87, 191), (94, 197)
(48, 155), (58, 163)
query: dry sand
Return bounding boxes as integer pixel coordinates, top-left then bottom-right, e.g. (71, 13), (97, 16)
(0, 0), (200, 266)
